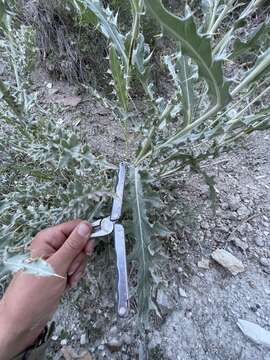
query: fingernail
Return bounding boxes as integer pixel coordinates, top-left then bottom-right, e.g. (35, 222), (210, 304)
(71, 272), (83, 288)
(77, 222), (91, 237)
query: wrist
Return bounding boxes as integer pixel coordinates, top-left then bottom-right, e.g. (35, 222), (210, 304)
(0, 302), (38, 360)
(0, 303), (16, 359)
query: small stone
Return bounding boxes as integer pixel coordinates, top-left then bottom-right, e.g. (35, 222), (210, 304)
(220, 202), (229, 210)
(255, 238), (265, 247)
(109, 326), (118, 336)
(200, 221), (209, 230)
(233, 237), (248, 251)
(259, 257), (270, 267)
(237, 319), (270, 348)
(0, 62), (6, 75)
(228, 195), (241, 211)
(178, 287), (188, 297)
(48, 87), (59, 96)
(237, 223), (247, 235)
(122, 333), (132, 345)
(106, 337), (122, 353)
(80, 333), (87, 345)
(211, 249), (245, 275)
(156, 288), (175, 312)
(61, 339), (68, 346)
(264, 287), (270, 295)
(237, 205), (251, 218)
(198, 258), (210, 269)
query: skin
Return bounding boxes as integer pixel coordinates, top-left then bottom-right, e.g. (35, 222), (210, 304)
(0, 219), (94, 360)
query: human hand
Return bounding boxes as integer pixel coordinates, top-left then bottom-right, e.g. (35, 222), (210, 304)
(0, 219), (94, 360)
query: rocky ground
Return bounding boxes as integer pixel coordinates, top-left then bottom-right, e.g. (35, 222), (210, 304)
(39, 77), (270, 360)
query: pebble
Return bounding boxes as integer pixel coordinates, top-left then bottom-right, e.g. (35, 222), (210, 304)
(80, 333), (87, 345)
(237, 205), (251, 218)
(228, 195), (241, 211)
(60, 339), (68, 346)
(106, 337), (122, 353)
(220, 202), (229, 210)
(109, 326), (118, 336)
(260, 257), (270, 267)
(255, 238), (265, 247)
(200, 221), (209, 230)
(264, 287), (270, 295)
(122, 333), (132, 345)
(233, 237), (248, 251)
(219, 224), (230, 233)
(198, 258), (210, 269)
(178, 287), (188, 297)
(211, 249), (245, 275)
(157, 288), (175, 311)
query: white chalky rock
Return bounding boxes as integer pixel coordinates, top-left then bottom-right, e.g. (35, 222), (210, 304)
(238, 319), (270, 348)
(211, 249), (245, 275)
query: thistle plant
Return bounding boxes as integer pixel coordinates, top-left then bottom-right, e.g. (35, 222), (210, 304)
(1, 0), (270, 328)
(70, 0), (270, 327)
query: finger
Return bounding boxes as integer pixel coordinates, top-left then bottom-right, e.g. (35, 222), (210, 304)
(49, 221), (92, 274)
(31, 244), (55, 259)
(68, 259), (87, 288)
(67, 252), (87, 276)
(31, 219), (83, 252)
(84, 240), (95, 256)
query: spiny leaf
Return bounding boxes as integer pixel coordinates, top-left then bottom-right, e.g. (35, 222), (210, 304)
(144, 0), (231, 108)
(233, 24), (269, 57)
(164, 53), (196, 126)
(2, 254), (62, 277)
(70, 0), (98, 26)
(237, 0), (266, 24)
(129, 167), (161, 330)
(132, 33), (148, 75)
(232, 48), (270, 96)
(213, 0), (266, 58)
(109, 46), (129, 111)
(83, 0), (128, 67)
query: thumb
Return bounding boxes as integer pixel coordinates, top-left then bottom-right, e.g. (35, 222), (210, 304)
(49, 221), (92, 275)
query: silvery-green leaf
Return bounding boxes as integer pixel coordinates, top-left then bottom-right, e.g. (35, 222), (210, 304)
(164, 54), (196, 126)
(70, 0), (98, 26)
(233, 24), (269, 57)
(145, 0), (231, 108)
(83, 0), (128, 67)
(109, 45), (129, 111)
(232, 48), (270, 96)
(129, 167), (162, 330)
(3, 254), (62, 277)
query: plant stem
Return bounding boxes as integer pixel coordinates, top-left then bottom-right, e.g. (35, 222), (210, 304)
(230, 85), (270, 121)
(206, 0), (219, 34)
(127, 0), (143, 88)
(231, 51), (270, 96)
(135, 104), (220, 165)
